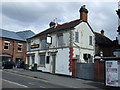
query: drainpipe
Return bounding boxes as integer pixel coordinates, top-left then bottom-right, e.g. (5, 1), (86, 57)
(12, 41), (15, 62)
(69, 30), (74, 72)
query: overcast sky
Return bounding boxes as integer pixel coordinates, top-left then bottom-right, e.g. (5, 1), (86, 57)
(0, 1), (119, 40)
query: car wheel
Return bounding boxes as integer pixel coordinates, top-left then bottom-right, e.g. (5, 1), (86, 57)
(12, 66), (15, 69)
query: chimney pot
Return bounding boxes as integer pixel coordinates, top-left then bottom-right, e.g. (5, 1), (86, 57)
(101, 30), (104, 35)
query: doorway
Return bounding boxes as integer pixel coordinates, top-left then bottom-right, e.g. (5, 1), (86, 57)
(51, 54), (56, 74)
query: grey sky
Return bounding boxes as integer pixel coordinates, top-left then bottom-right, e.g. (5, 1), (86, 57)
(1, 1), (119, 40)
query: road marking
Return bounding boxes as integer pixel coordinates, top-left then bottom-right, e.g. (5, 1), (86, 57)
(4, 71), (49, 82)
(3, 71), (73, 88)
(40, 86), (46, 88)
(28, 82), (34, 85)
(3, 79), (28, 88)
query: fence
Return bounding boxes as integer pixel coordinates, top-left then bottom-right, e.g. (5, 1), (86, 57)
(76, 63), (94, 80)
(94, 60), (105, 82)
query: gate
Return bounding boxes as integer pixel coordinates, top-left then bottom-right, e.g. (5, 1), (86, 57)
(76, 63), (94, 80)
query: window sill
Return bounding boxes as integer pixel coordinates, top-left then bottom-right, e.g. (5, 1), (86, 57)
(38, 65), (45, 67)
(4, 49), (9, 50)
(18, 51), (22, 52)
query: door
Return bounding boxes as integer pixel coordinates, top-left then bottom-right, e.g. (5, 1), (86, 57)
(51, 54), (56, 74)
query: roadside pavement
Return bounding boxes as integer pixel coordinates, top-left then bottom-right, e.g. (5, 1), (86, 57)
(3, 68), (106, 88)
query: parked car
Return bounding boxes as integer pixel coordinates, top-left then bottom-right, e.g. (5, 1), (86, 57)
(16, 61), (24, 68)
(2, 61), (16, 69)
(0, 62), (2, 69)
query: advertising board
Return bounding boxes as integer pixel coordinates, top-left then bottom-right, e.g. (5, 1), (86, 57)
(105, 61), (120, 87)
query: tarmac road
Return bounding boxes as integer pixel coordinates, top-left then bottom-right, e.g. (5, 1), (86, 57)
(2, 70), (68, 88)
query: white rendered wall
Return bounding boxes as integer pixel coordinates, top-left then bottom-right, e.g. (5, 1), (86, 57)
(73, 22), (95, 63)
(55, 48), (72, 75)
(118, 1), (120, 45)
(74, 48), (94, 63)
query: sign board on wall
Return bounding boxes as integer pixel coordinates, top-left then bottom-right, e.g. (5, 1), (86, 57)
(105, 60), (120, 87)
(31, 39), (40, 49)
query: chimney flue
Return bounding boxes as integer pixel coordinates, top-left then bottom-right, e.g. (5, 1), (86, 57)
(79, 5), (88, 21)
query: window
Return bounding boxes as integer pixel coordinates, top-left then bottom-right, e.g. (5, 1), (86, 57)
(32, 55), (35, 64)
(4, 41), (10, 50)
(88, 56), (93, 63)
(58, 34), (63, 47)
(89, 36), (92, 45)
(39, 55), (45, 66)
(27, 56), (30, 65)
(83, 54), (92, 63)
(41, 39), (47, 49)
(76, 55), (80, 62)
(75, 32), (79, 42)
(18, 44), (22, 51)
(46, 56), (50, 64)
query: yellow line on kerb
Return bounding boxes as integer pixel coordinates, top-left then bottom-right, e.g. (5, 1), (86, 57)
(40, 86), (46, 88)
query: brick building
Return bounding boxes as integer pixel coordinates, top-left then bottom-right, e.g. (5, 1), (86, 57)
(0, 29), (35, 64)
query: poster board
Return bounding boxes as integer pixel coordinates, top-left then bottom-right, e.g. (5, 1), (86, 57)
(105, 60), (120, 87)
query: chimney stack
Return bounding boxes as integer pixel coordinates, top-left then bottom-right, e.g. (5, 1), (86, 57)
(79, 5), (88, 21)
(101, 30), (104, 35)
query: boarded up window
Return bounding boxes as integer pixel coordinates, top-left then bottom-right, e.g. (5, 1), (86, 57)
(58, 34), (63, 47)
(39, 55), (45, 66)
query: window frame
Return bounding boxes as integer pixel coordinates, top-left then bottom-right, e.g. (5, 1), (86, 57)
(41, 39), (47, 49)
(89, 36), (93, 46)
(18, 43), (23, 52)
(46, 56), (50, 64)
(27, 56), (30, 65)
(31, 55), (35, 64)
(4, 41), (10, 50)
(75, 32), (79, 43)
(76, 55), (80, 62)
(39, 54), (45, 66)
(57, 34), (63, 47)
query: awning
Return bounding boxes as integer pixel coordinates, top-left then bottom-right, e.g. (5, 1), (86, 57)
(0, 54), (11, 57)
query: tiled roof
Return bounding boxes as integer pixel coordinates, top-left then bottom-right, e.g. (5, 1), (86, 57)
(0, 29), (35, 41)
(94, 32), (113, 46)
(0, 29), (25, 41)
(29, 19), (84, 39)
(16, 30), (35, 41)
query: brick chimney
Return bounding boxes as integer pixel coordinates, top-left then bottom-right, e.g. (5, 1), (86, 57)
(101, 30), (104, 35)
(79, 5), (88, 21)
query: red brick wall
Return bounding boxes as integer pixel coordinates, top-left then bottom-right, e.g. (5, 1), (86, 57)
(80, 12), (88, 21)
(0, 39), (14, 56)
(0, 38), (26, 62)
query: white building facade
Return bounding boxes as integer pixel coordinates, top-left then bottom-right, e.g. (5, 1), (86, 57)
(26, 5), (95, 76)
(118, 1), (120, 45)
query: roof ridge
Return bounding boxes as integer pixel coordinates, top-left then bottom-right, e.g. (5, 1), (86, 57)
(0, 29), (16, 33)
(16, 30), (32, 33)
(94, 32), (112, 41)
(57, 19), (81, 26)
(28, 19), (83, 39)
(0, 29), (26, 41)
